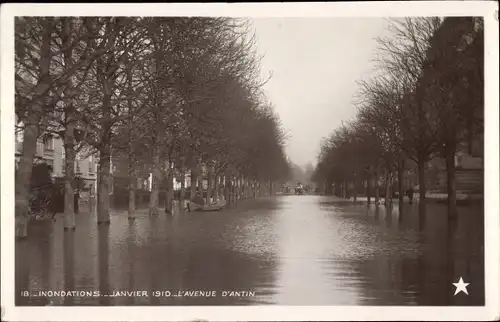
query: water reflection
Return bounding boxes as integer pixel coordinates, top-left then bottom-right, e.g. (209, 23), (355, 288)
(16, 195), (483, 306)
(15, 241), (30, 306)
(98, 224), (110, 305)
(126, 223), (136, 305)
(385, 206), (393, 227)
(63, 230), (75, 305)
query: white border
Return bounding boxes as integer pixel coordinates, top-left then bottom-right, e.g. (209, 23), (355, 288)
(1, 2), (499, 321)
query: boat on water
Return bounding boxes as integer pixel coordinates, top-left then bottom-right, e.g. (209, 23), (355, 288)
(188, 199), (227, 212)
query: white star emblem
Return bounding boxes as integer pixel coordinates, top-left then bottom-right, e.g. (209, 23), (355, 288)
(453, 277), (470, 296)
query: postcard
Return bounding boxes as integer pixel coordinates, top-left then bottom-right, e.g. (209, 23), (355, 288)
(1, 1), (498, 321)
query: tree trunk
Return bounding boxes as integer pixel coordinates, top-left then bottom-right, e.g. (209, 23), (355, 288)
(239, 177), (242, 199)
(207, 165), (213, 203)
(269, 180), (273, 196)
(241, 177), (245, 199)
(196, 161), (203, 198)
(234, 179), (238, 203)
(97, 80), (113, 224)
(248, 179), (251, 198)
(374, 171), (380, 206)
(190, 168), (197, 201)
(64, 121), (76, 230)
(223, 176), (227, 200)
(366, 176), (371, 206)
(126, 54), (136, 220)
(241, 178), (244, 199)
(61, 19), (77, 230)
(127, 158), (136, 220)
(384, 169), (391, 207)
(235, 178), (239, 202)
(233, 178), (238, 203)
(353, 176), (358, 204)
(213, 174), (219, 201)
(97, 142), (111, 224)
(224, 177), (229, 204)
(15, 122), (40, 238)
(388, 172), (394, 207)
(180, 167), (186, 210)
(418, 158), (427, 208)
(235, 177), (239, 201)
(148, 143), (160, 217)
(165, 163), (174, 215)
(15, 20), (54, 237)
(445, 145), (457, 219)
(398, 159), (405, 216)
(241, 176), (245, 199)
(233, 177), (237, 202)
(222, 176), (226, 200)
(227, 179), (232, 206)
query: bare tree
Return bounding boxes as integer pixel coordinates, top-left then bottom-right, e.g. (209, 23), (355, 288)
(421, 17), (483, 218)
(375, 17), (441, 212)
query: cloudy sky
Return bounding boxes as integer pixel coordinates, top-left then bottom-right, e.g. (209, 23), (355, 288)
(252, 18), (393, 168)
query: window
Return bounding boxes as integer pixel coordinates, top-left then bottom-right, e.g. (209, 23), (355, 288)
(43, 136), (54, 150)
(61, 149), (65, 175)
(89, 156), (94, 174)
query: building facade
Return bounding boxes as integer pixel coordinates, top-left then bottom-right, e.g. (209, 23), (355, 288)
(15, 124), (98, 200)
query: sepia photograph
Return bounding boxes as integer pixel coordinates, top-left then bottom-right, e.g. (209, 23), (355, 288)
(1, 1), (499, 321)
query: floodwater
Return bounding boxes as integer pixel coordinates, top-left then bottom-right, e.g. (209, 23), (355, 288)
(15, 195), (484, 306)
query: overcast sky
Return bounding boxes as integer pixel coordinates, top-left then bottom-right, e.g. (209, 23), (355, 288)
(252, 18), (393, 168)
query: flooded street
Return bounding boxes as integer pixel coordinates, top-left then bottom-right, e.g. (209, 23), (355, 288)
(16, 195), (484, 306)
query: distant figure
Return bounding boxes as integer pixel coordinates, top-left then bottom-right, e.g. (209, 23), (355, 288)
(406, 187), (414, 205)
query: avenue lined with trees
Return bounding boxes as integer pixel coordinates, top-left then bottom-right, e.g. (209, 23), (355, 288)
(11, 13), (489, 310)
(312, 17), (484, 220)
(15, 17), (290, 238)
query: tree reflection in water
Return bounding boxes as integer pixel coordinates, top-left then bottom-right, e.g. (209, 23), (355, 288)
(98, 224), (110, 305)
(63, 229), (75, 306)
(15, 196), (483, 306)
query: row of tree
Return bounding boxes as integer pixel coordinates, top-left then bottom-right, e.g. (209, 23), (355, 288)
(15, 17), (290, 238)
(313, 17), (483, 219)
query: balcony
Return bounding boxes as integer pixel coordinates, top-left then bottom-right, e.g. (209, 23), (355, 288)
(43, 148), (54, 159)
(39, 136), (54, 159)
